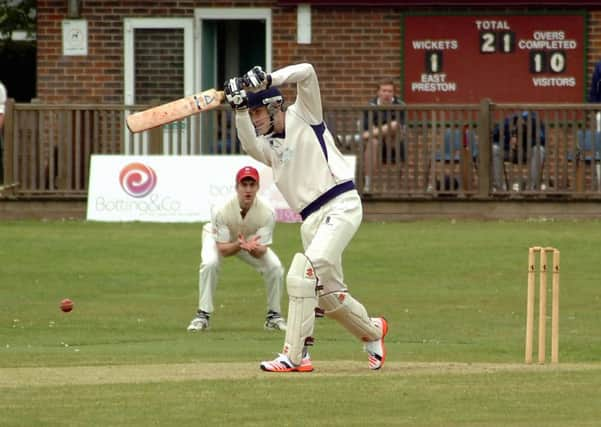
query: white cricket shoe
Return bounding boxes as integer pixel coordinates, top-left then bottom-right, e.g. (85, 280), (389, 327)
(264, 311), (287, 331)
(364, 317), (389, 370)
(260, 353), (313, 372)
(186, 311), (210, 332)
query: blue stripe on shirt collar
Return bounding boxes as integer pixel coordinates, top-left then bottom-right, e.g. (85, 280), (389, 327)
(310, 122), (327, 161)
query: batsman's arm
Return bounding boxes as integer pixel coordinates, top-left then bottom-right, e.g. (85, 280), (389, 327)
(270, 63), (322, 124)
(235, 112), (272, 165)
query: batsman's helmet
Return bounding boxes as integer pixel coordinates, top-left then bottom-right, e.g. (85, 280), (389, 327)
(248, 87), (284, 111)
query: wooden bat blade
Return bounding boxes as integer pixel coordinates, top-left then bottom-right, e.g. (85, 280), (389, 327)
(126, 89), (224, 133)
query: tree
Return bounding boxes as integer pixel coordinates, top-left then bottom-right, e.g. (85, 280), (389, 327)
(0, 0), (36, 101)
(0, 0), (36, 40)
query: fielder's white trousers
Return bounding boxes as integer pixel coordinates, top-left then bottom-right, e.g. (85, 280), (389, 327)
(198, 223), (284, 314)
(301, 190), (363, 295)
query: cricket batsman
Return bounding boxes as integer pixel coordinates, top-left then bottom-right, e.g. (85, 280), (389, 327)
(224, 63), (388, 372)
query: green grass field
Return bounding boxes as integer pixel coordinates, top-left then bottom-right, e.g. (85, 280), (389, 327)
(1, 219), (601, 426)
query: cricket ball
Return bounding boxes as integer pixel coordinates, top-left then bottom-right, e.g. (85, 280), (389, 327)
(60, 298), (74, 313)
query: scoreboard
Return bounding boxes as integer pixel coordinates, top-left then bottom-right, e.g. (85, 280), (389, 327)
(403, 13), (586, 103)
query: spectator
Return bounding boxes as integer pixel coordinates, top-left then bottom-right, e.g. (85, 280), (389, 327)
(588, 60), (601, 103)
(186, 166), (287, 332)
(492, 111), (546, 192)
(361, 79), (405, 193)
(0, 81), (6, 184)
(588, 60), (601, 132)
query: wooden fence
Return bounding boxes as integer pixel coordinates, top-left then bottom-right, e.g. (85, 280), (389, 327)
(2, 98), (601, 199)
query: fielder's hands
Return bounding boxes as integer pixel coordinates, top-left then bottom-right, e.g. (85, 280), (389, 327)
(224, 77), (248, 110)
(238, 233), (264, 258)
(238, 233), (260, 251)
(244, 66), (271, 92)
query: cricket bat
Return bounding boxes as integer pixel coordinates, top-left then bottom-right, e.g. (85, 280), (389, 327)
(126, 89), (225, 133)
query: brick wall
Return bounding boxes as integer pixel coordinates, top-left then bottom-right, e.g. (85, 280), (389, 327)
(587, 10), (601, 95)
(273, 6), (402, 106)
(36, 1), (601, 106)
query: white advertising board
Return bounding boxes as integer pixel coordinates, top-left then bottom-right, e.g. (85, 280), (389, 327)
(86, 155), (355, 223)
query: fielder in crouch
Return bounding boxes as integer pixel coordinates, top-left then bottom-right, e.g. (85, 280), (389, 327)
(187, 166), (287, 332)
(224, 63), (388, 372)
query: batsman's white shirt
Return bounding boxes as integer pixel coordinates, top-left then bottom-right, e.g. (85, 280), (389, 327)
(236, 63), (361, 294)
(236, 63), (355, 216)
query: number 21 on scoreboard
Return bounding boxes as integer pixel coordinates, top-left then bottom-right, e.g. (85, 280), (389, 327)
(479, 31), (516, 54)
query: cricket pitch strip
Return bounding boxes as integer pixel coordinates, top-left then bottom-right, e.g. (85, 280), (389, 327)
(1, 361), (600, 388)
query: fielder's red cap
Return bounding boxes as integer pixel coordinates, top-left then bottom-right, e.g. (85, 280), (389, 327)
(236, 166), (260, 184)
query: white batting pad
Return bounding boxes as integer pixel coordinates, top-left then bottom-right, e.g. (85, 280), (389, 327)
(282, 253), (318, 365)
(319, 292), (381, 342)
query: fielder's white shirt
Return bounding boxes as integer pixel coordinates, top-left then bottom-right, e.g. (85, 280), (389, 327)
(236, 63), (354, 215)
(210, 194), (275, 245)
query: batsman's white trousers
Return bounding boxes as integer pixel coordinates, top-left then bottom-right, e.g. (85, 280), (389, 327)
(197, 223), (284, 314)
(301, 190), (362, 295)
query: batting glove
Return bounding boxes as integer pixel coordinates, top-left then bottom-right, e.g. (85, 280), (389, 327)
(224, 77), (248, 110)
(244, 66), (271, 92)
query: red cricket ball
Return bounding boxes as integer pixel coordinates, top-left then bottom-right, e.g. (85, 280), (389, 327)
(60, 298), (74, 313)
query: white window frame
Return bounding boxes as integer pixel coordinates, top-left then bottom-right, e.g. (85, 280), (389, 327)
(123, 18), (194, 154)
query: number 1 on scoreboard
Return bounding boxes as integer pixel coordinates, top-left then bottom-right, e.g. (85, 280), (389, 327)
(425, 51), (443, 74)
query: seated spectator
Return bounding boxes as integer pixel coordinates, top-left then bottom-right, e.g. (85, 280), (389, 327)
(588, 59), (601, 103)
(587, 59), (601, 131)
(492, 111), (546, 192)
(362, 79), (405, 192)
